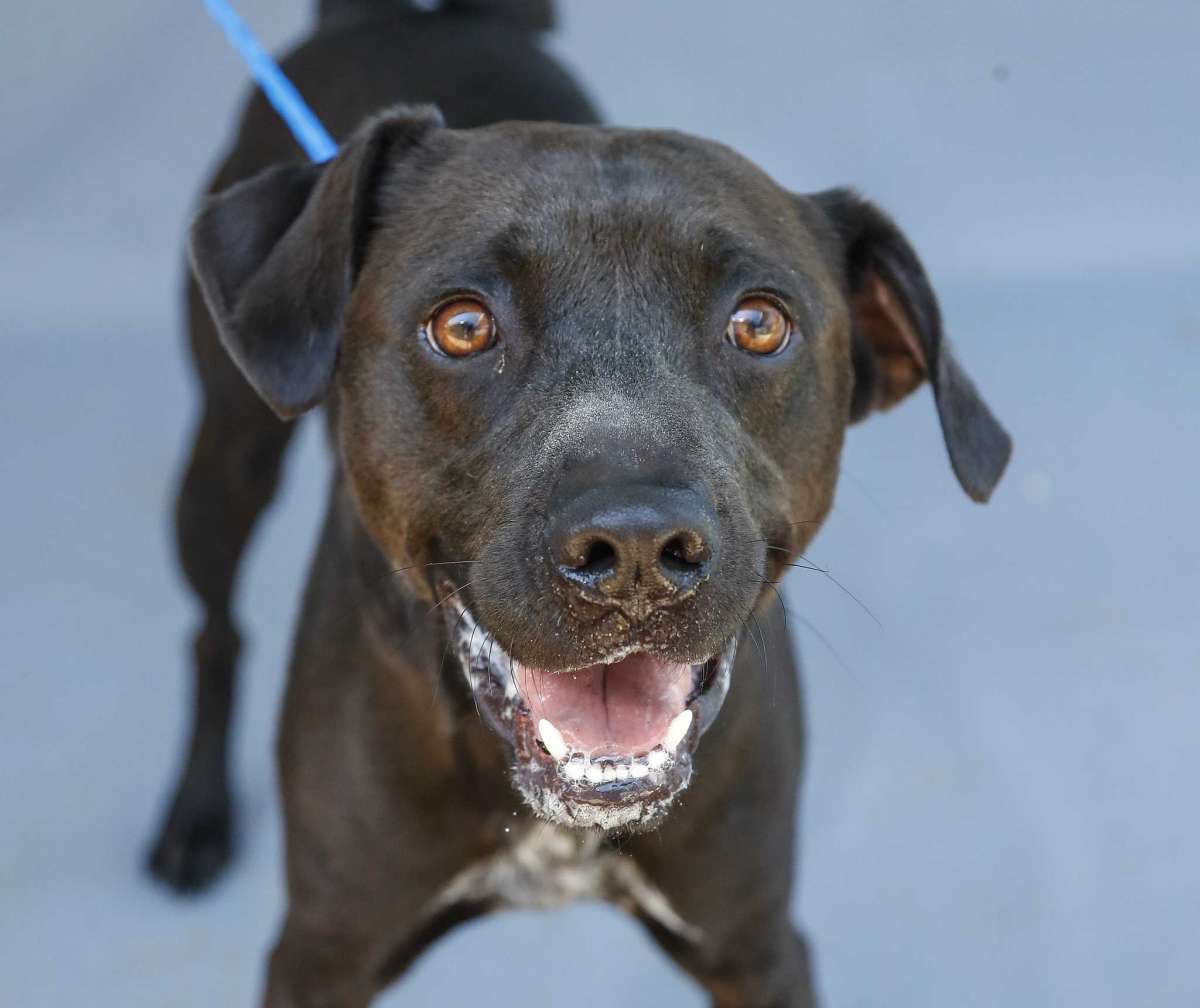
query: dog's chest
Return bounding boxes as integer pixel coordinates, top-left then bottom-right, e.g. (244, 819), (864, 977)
(433, 825), (700, 942)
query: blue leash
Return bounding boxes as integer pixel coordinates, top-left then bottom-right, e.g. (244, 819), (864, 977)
(201, 0), (339, 162)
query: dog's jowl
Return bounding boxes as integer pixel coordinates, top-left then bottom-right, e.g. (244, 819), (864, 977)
(149, 2), (1011, 1005)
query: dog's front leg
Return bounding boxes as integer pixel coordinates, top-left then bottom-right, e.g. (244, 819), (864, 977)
(646, 916), (818, 1008)
(263, 918), (379, 1008)
(260, 508), (509, 1007)
(630, 833), (819, 1008)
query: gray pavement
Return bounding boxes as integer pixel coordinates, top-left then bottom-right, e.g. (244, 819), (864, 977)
(2, 2), (1197, 1005)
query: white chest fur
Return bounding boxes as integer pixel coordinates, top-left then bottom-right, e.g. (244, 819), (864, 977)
(432, 825), (701, 943)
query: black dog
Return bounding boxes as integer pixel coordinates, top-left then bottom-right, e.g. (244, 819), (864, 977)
(148, 2), (1011, 1004)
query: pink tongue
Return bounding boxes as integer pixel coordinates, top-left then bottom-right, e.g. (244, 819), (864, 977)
(515, 653), (693, 755)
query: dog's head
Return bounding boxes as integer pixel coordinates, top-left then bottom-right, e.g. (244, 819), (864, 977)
(190, 107), (1010, 831)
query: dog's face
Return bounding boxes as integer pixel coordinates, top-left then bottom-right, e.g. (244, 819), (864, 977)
(191, 108), (1010, 830)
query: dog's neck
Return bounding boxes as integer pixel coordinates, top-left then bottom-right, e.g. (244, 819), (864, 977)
(334, 478), (421, 625)
(331, 474), (489, 731)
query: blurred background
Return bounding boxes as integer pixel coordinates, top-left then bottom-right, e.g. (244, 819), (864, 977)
(2, 1), (1197, 1005)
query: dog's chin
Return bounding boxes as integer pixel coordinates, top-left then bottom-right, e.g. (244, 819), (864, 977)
(445, 600), (736, 833)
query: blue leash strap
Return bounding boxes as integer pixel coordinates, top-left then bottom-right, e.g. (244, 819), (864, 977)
(201, 0), (339, 163)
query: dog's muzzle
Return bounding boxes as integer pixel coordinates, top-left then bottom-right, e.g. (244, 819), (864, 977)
(445, 599), (736, 831)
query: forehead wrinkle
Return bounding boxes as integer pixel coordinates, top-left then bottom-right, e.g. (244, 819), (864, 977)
(497, 214), (715, 381)
(494, 199), (680, 299)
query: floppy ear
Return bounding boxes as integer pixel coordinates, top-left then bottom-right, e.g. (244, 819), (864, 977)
(813, 188), (1012, 503)
(188, 105), (444, 419)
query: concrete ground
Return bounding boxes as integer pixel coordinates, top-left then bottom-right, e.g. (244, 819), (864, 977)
(3, 1), (1197, 1005)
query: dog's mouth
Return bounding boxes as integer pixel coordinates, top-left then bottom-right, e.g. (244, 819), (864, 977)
(446, 600), (735, 831)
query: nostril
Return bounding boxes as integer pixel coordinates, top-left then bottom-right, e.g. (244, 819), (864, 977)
(559, 533), (620, 585)
(659, 534), (708, 579)
(577, 538), (617, 576)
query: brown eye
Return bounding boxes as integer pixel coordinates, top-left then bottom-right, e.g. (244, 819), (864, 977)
(424, 298), (496, 357)
(727, 296), (792, 355)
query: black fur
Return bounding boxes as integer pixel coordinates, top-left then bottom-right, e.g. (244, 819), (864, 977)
(319, 0), (555, 30)
(150, 3), (1010, 1005)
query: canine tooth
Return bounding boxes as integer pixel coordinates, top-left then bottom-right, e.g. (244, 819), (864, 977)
(615, 764), (630, 781)
(602, 764), (617, 783)
(563, 757), (585, 781)
(647, 747), (669, 770)
(538, 720), (568, 762)
(664, 709), (693, 751)
(629, 762), (650, 779)
(584, 761), (605, 785)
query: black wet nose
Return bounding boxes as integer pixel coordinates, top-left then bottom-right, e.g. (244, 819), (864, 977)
(548, 487), (717, 603)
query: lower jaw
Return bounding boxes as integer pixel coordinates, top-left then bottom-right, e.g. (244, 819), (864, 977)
(446, 601), (736, 831)
(514, 756), (691, 831)
(511, 706), (696, 832)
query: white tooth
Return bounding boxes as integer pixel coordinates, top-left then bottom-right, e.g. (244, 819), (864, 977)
(563, 757), (585, 781)
(664, 709), (693, 751)
(615, 764), (630, 781)
(629, 762), (650, 779)
(538, 719), (568, 762)
(584, 761), (605, 784)
(647, 747), (669, 769)
(602, 764), (617, 782)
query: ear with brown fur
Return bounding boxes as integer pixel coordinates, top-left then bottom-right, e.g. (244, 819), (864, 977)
(813, 188), (1012, 503)
(188, 105), (444, 419)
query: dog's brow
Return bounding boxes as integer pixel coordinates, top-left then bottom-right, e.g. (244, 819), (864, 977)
(695, 226), (784, 272)
(489, 225), (538, 270)
(692, 227), (825, 319)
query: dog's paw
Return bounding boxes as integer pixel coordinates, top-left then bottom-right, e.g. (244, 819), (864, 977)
(146, 794), (234, 894)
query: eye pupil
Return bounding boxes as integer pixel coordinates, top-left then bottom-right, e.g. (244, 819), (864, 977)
(727, 296), (791, 355)
(426, 298), (496, 357)
(448, 311), (480, 336)
(741, 309), (767, 331)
